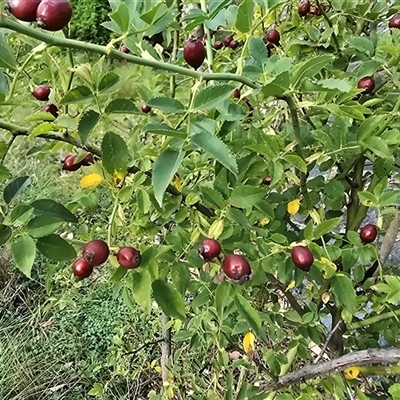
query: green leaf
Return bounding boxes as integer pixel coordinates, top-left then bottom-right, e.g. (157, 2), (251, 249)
(347, 36), (374, 56)
(291, 55), (335, 88)
(25, 112), (56, 122)
(29, 122), (56, 138)
(152, 279), (186, 320)
(171, 262), (190, 296)
(215, 281), (231, 319)
(320, 78), (352, 92)
(36, 234), (77, 261)
(147, 97), (185, 113)
(230, 186), (265, 208)
(30, 199), (78, 223)
(109, 3), (130, 32)
(283, 154), (307, 173)
(152, 149), (185, 206)
(101, 132), (130, 175)
(235, 0), (253, 32)
(0, 34), (17, 70)
(132, 269), (152, 314)
(249, 36), (268, 66)
(10, 205), (33, 226)
(136, 188), (151, 214)
(192, 131), (238, 175)
(357, 115), (386, 141)
(98, 71), (120, 92)
(0, 224), (12, 245)
(104, 99), (138, 114)
(88, 383), (104, 396)
(360, 137), (392, 159)
(194, 84), (235, 110)
(78, 109), (100, 144)
(109, 266), (127, 283)
(3, 176), (31, 204)
(234, 294), (261, 332)
(142, 123), (186, 139)
(0, 165), (10, 182)
(11, 235), (36, 277)
(26, 215), (64, 238)
(331, 273), (356, 314)
(313, 217), (342, 240)
(358, 191), (378, 206)
(262, 71), (290, 97)
(60, 85), (93, 105)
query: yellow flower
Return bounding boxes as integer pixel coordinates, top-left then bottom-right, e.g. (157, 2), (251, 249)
(287, 199), (300, 215)
(80, 173), (103, 188)
(243, 332), (255, 355)
(344, 366), (360, 380)
(172, 174), (182, 192)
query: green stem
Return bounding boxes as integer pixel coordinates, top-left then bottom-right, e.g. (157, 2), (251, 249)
(315, 0), (340, 51)
(108, 181), (125, 247)
(0, 135), (16, 164)
(347, 309), (400, 331)
(6, 51), (37, 101)
(199, 0), (214, 74)
(359, 365), (400, 375)
(283, 95), (313, 212)
(170, 0), (182, 98)
(0, 16), (259, 90)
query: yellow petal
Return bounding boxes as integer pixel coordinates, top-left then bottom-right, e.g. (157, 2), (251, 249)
(259, 217), (270, 226)
(80, 173), (103, 188)
(321, 292), (330, 304)
(287, 199), (300, 216)
(113, 171), (124, 185)
(243, 332), (255, 355)
(154, 366), (162, 373)
(344, 366), (360, 380)
(285, 280), (296, 292)
(172, 174), (182, 192)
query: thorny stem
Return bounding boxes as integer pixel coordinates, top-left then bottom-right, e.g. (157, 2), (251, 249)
(0, 16), (259, 90)
(315, 0), (340, 51)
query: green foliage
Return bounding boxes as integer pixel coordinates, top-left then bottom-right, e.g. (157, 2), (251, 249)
(69, 0), (112, 45)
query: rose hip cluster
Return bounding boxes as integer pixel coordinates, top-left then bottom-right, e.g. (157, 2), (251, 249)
(61, 152), (94, 172)
(73, 239), (142, 280)
(198, 238), (252, 283)
(297, 1), (329, 17)
(6, 0), (72, 31)
(31, 84), (59, 118)
(213, 34), (240, 51)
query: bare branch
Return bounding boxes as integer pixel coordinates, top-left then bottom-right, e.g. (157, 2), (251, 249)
(313, 321), (345, 364)
(260, 348), (400, 392)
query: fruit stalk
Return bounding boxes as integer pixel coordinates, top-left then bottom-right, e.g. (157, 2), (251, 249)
(199, 0), (214, 75)
(108, 185), (124, 247)
(0, 16), (259, 89)
(282, 95), (313, 212)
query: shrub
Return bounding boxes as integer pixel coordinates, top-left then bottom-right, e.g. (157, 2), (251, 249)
(69, 0), (111, 45)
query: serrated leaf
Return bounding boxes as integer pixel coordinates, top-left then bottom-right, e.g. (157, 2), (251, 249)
(291, 55), (335, 88)
(29, 122), (56, 138)
(36, 234), (76, 261)
(262, 71), (290, 97)
(101, 132), (130, 175)
(104, 98), (138, 114)
(60, 85), (93, 105)
(78, 109), (100, 144)
(152, 150), (185, 206)
(142, 123), (186, 139)
(25, 112), (56, 122)
(230, 186), (265, 208)
(360, 137), (392, 159)
(235, 0), (253, 33)
(98, 72), (120, 92)
(347, 36), (374, 56)
(136, 188), (151, 214)
(313, 217), (342, 240)
(331, 273), (356, 314)
(3, 176), (31, 204)
(193, 84), (235, 110)
(249, 36), (269, 66)
(11, 235), (36, 277)
(192, 131), (238, 175)
(283, 154), (307, 173)
(152, 279), (186, 320)
(320, 78), (352, 92)
(215, 280), (231, 320)
(358, 191), (378, 206)
(30, 199), (78, 223)
(0, 34), (16, 70)
(109, 3), (130, 32)
(147, 97), (185, 113)
(26, 215), (64, 238)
